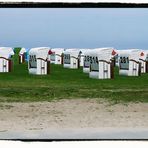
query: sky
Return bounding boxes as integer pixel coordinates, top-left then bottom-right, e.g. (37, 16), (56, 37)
(0, 8), (148, 50)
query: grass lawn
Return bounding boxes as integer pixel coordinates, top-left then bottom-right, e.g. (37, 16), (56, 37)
(0, 48), (147, 103)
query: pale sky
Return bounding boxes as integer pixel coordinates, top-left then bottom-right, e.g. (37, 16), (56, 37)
(0, 8), (148, 50)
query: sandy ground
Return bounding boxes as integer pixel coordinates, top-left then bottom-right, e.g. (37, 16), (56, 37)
(0, 98), (148, 139)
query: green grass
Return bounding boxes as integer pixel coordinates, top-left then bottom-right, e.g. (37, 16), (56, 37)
(0, 48), (147, 103)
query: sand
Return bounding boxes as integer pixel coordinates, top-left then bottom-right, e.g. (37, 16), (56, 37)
(0, 98), (148, 139)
